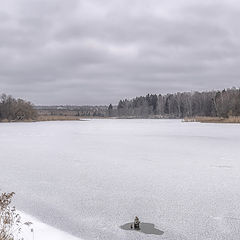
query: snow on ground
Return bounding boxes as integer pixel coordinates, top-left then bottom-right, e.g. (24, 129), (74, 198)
(0, 119), (240, 240)
(19, 211), (82, 240)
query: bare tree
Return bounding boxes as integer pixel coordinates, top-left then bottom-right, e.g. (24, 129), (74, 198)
(0, 94), (37, 121)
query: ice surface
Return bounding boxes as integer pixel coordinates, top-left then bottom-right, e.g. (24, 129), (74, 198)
(1, 119), (240, 240)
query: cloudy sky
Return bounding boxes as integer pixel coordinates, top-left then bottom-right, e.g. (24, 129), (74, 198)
(1, 0), (240, 105)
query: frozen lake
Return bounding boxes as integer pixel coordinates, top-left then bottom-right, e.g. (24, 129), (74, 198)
(0, 119), (240, 240)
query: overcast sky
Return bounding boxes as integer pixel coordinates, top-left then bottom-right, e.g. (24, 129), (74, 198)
(1, 0), (240, 105)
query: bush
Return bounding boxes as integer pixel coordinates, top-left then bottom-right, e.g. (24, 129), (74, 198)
(0, 192), (32, 240)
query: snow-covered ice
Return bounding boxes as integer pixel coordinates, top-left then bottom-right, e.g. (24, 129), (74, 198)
(19, 211), (82, 240)
(1, 119), (240, 240)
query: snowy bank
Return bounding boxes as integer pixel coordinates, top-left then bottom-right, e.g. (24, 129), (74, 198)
(19, 212), (82, 240)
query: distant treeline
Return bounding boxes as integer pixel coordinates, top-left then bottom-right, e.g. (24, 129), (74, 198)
(8, 87), (239, 120)
(36, 105), (107, 117)
(112, 87), (240, 118)
(0, 94), (37, 121)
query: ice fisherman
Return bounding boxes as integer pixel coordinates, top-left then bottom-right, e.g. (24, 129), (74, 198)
(134, 216), (140, 230)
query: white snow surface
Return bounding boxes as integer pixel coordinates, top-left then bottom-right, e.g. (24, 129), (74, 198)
(19, 211), (81, 240)
(1, 119), (240, 240)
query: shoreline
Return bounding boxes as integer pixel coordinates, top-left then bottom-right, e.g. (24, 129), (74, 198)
(1, 116), (240, 123)
(183, 116), (240, 124)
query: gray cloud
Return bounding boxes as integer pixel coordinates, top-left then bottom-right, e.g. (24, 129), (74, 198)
(0, 0), (240, 105)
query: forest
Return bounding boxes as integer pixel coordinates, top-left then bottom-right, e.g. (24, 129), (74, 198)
(114, 87), (240, 118)
(0, 94), (37, 121)
(1, 88), (240, 121)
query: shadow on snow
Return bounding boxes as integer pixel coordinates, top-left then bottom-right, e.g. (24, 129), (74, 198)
(120, 222), (164, 235)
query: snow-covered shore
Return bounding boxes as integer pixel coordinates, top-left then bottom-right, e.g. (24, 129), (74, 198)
(19, 212), (82, 240)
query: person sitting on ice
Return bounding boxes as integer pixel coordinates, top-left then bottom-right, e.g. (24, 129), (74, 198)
(134, 216), (140, 230)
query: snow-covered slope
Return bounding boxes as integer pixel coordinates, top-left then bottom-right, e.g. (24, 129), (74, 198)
(20, 212), (81, 240)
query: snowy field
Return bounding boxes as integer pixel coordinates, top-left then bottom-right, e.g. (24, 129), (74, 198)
(0, 119), (240, 240)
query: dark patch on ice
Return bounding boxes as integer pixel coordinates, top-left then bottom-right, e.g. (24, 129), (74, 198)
(120, 222), (164, 235)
